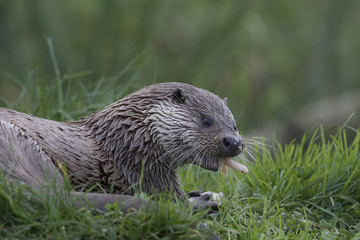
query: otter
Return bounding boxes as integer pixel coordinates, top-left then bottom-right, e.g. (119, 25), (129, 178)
(0, 82), (247, 211)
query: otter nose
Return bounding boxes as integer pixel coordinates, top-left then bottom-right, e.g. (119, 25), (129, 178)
(221, 136), (244, 155)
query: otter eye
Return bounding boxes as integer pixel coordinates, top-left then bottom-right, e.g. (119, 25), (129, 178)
(202, 117), (213, 128)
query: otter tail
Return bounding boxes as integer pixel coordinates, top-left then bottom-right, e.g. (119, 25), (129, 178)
(0, 120), (63, 188)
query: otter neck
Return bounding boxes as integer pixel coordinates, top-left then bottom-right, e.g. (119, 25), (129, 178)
(81, 101), (185, 199)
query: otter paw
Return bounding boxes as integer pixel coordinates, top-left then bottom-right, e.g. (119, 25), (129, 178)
(187, 191), (224, 214)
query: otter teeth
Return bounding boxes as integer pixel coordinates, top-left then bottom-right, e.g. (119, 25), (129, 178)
(221, 158), (249, 175)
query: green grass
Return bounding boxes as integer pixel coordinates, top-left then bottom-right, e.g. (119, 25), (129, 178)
(1, 70), (360, 239)
(0, 177), (210, 239)
(179, 128), (360, 239)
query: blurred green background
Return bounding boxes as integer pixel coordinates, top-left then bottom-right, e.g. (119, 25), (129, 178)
(0, 0), (359, 142)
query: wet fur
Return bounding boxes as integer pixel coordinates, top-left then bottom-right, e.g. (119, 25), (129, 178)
(0, 82), (241, 206)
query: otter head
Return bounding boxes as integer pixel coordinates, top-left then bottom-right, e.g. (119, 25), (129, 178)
(143, 82), (247, 173)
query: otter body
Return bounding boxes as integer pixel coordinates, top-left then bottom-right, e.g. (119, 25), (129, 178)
(0, 82), (244, 203)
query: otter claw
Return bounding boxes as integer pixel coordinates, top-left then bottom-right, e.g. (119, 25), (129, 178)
(187, 191), (223, 214)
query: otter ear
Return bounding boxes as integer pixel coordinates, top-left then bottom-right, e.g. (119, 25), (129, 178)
(223, 97), (228, 105)
(172, 88), (186, 103)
